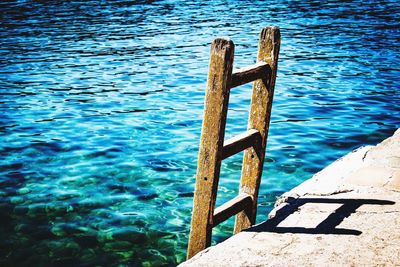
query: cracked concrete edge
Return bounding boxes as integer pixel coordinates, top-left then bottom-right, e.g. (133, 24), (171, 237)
(363, 129), (400, 169)
(270, 146), (372, 218)
(270, 129), (400, 220)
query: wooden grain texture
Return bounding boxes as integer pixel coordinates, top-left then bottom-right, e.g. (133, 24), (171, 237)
(234, 26), (281, 233)
(213, 193), (253, 227)
(187, 38), (234, 259)
(221, 129), (261, 160)
(230, 61), (270, 89)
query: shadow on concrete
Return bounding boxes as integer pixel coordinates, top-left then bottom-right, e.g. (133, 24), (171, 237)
(247, 198), (395, 235)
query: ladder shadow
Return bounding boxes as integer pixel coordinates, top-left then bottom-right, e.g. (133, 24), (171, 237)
(247, 197), (395, 235)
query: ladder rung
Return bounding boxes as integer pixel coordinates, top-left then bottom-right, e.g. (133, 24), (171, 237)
(213, 193), (253, 227)
(222, 129), (261, 160)
(230, 61), (270, 89)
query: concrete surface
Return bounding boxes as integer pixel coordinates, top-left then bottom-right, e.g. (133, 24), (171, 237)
(180, 129), (400, 266)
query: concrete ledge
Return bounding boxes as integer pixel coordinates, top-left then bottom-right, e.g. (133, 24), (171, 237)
(181, 129), (400, 266)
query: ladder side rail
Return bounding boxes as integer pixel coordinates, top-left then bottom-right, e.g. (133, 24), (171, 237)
(187, 38), (234, 259)
(234, 26), (281, 233)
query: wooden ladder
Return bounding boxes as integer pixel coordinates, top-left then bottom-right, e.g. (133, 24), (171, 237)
(187, 26), (281, 259)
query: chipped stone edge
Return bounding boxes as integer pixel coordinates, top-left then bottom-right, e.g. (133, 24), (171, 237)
(269, 145), (374, 220)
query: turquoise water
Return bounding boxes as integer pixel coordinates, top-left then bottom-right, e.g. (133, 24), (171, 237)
(1, 0), (399, 266)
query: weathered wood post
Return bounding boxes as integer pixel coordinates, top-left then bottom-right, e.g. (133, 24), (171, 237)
(187, 27), (280, 259)
(187, 38), (234, 259)
(234, 27), (280, 233)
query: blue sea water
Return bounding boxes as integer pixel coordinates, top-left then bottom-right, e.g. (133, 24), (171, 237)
(0, 0), (399, 266)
